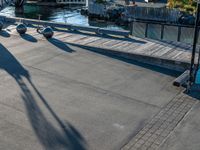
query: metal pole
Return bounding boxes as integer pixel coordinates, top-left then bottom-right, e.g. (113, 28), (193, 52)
(189, 2), (200, 85)
(196, 47), (200, 71)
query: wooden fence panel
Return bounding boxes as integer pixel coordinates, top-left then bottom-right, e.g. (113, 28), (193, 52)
(125, 6), (180, 23)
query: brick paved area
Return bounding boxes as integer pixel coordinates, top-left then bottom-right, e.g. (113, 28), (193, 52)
(121, 93), (197, 150)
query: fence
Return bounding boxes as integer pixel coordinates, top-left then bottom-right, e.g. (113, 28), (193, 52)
(131, 21), (197, 44)
(125, 6), (180, 23)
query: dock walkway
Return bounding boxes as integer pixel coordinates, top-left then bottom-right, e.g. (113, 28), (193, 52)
(5, 23), (195, 71)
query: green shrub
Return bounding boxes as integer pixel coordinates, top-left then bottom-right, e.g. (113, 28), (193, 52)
(167, 0), (197, 13)
(191, 1), (197, 7)
(174, 2), (184, 8)
(184, 5), (195, 13)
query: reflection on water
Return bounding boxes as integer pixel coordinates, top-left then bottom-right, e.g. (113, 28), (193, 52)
(0, 4), (126, 30)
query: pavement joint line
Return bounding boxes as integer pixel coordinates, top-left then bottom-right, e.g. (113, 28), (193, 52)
(121, 93), (197, 150)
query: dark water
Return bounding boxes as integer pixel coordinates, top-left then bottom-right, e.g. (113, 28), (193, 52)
(0, 4), (126, 30)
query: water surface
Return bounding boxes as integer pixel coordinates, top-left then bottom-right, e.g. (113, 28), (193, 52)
(0, 4), (126, 30)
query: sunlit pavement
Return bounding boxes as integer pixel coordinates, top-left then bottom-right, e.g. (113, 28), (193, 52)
(0, 28), (198, 150)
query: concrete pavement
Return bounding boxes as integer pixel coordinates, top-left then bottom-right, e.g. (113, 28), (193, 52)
(0, 27), (193, 150)
(159, 102), (200, 150)
(159, 86), (200, 150)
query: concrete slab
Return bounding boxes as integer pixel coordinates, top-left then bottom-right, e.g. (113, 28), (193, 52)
(0, 29), (182, 150)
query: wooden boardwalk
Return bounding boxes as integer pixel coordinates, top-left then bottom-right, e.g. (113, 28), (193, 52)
(4, 24), (196, 71)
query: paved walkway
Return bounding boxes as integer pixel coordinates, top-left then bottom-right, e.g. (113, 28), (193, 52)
(0, 25), (199, 150)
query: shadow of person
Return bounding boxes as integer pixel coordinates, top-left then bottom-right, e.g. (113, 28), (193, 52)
(0, 44), (87, 150)
(0, 30), (10, 38)
(20, 34), (38, 43)
(48, 38), (75, 53)
(20, 79), (87, 150)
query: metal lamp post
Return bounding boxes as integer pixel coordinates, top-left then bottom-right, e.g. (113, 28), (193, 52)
(189, 0), (200, 86)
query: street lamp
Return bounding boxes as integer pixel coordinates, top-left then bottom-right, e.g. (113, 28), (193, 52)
(189, 0), (200, 86)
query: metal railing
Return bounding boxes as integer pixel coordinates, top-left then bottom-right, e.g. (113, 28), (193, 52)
(131, 20), (197, 44)
(0, 16), (130, 37)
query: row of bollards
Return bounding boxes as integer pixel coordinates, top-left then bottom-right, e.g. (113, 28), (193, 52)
(16, 23), (54, 38)
(0, 21), (54, 39)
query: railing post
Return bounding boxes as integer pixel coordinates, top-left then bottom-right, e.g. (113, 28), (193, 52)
(190, 2), (200, 86)
(145, 23), (148, 38)
(177, 26), (181, 42)
(161, 24), (164, 40)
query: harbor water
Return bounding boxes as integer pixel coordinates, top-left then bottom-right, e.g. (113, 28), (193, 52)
(0, 4), (126, 30)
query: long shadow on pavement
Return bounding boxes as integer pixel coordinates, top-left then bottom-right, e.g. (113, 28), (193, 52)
(53, 28), (147, 44)
(66, 42), (182, 77)
(20, 33), (38, 43)
(0, 44), (87, 150)
(0, 30), (10, 38)
(48, 38), (75, 53)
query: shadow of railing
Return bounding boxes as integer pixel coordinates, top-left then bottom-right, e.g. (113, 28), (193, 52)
(65, 42), (181, 77)
(0, 44), (87, 150)
(24, 24), (136, 43)
(48, 38), (75, 53)
(46, 27), (147, 44)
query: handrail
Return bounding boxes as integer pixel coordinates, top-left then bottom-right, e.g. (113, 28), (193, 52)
(131, 20), (198, 44)
(132, 19), (195, 28)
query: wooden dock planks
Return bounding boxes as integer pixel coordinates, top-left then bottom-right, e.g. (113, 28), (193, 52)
(48, 30), (194, 64)
(2, 24), (195, 65)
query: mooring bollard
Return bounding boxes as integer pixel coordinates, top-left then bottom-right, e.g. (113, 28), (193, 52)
(42, 27), (54, 39)
(16, 23), (27, 34)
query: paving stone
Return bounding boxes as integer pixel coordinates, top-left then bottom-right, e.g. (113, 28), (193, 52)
(149, 143), (159, 149)
(121, 94), (196, 150)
